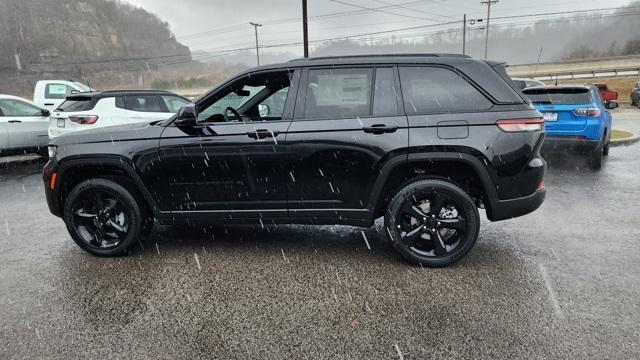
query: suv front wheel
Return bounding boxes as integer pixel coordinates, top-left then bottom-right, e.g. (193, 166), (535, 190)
(385, 179), (480, 267)
(63, 179), (146, 257)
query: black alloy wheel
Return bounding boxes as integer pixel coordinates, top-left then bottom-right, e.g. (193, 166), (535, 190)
(64, 179), (144, 256)
(385, 179), (480, 267)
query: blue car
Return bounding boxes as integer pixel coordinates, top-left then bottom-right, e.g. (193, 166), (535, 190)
(523, 85), (618, 169)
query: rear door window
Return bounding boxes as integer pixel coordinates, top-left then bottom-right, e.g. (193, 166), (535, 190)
(523, 88), (592, 105)
(303, 68), (373, 119)
(399, 66), (492, 114)
(124, 95), (163, 112)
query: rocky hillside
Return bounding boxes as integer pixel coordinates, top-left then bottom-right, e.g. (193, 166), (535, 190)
(0, 0), (190, 72)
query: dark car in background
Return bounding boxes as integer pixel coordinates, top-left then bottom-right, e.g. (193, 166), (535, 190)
(631, 81), (640, 107)
(43, 54), (546, 267)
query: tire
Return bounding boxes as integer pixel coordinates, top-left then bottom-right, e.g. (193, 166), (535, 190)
(603, 142), (610, 157)
(588, 148), (603, 170)
(63, 178), (145, 257)
(384, 179), (480, 267)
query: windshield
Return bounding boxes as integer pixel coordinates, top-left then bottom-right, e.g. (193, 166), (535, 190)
(523, 88), (592, 104)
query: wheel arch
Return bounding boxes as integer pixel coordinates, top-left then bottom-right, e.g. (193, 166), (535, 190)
(368, 152), (500, 219)
(56, 156), (159, 219)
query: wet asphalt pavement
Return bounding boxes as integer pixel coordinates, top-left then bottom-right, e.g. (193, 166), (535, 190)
(1, 113), (639, 359)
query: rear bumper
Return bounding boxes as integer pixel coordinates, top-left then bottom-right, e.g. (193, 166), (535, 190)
(542, 136), (601, 154)
(487, 188), (546, 221)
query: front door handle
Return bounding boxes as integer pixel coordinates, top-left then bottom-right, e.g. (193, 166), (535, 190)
(363, 124), (398, 134)
(44, 103), (54, 106)
(8, 120), (22, 123)
(247, 129), (279, 139)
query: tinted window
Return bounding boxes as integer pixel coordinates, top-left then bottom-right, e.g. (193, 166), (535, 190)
(523, 88), (592, 105)
(161, 96), (190, 113)
(258, 88), (288, 119)
(399, 67), (492, 114)
(57, 97), (96, 112)
(45, 84), (74, 99)
(124, 95), (163, 112)
(512, 80), (527, 90)
(0, 99), (43, 116)
(373, 68), (399, 116)
(304, 68), (372, 119)
(198, 85), (266, 122)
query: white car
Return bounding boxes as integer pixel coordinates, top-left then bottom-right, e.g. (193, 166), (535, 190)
(33, 80), (94, 112)
(48, 90), (190, 139)
(0, 94), (50, 156)
(511, 77), (545, 90)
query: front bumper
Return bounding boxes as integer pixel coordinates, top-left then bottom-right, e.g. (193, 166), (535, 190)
(542, 136), (601, 154)
(487, 188), (546, 221)
(42, 158), (62, 217)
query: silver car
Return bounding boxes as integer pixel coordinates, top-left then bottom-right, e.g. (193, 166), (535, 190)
(0, 94), (50, 156)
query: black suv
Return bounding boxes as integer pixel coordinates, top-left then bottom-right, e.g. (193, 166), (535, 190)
(43, 54), (546, 267)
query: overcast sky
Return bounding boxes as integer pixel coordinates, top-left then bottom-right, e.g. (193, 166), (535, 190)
(122, 0), (633, 56)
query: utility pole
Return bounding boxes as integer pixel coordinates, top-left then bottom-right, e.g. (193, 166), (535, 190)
(462, 14), (467, 55)
(302, 0), (309, 57)
(250, 22), (262, 66)
(481, 0), (498, 60)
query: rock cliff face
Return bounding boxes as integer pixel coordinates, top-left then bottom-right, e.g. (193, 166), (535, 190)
(0, 0), (190, 72)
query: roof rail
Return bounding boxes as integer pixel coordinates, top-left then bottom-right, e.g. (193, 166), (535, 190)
(288, 53), (471, 62)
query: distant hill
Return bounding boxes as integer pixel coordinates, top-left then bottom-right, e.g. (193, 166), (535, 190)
(0, 0), (190, 73)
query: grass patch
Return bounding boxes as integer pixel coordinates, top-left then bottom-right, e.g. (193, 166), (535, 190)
(611, 129), (634, 141)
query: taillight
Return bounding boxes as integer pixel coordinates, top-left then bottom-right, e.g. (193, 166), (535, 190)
(496, 118), (544, 132)
(69, 115), (98, 124)
(573, 108), (601, 117)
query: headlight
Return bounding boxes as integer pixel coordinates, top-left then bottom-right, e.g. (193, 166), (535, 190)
(48, 145), (58, 158)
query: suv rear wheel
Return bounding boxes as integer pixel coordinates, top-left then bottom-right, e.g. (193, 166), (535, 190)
(63, 179), (146, 257)
(385, 179), (480, 267)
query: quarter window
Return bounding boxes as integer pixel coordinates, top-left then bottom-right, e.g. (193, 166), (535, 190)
(399, 67), (492, 114)
(304, 68), (373, 119)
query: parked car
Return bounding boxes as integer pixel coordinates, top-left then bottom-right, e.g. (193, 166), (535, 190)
(631, 81), (640, 107)
(523, 85), (617, 170)
(0, 94), (50, 157)
(48, 90), (190, 139)
(43, 54), (547, 267)
(592, 83), (618, 102)
(511, 77), (545, 90)
(33, 80), (94, 112)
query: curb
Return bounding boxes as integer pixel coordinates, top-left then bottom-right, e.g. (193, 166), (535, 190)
(610, 133), (639, 147)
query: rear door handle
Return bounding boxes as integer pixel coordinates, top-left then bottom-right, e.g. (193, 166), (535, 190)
(247, 129), (279, 139)
(44, 103), (54, 106)
(363, 124), (398, 134)
(8, 120), (22, 123)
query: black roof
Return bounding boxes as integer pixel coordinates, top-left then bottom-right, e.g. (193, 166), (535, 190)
(66, 89), (185, 100)
(240, 53), (480, 74)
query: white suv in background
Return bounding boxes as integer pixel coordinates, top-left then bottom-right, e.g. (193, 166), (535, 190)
(48, 90), (190, 139)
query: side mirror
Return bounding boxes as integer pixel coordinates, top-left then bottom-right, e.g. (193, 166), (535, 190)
(174, 103), (197, 127)
(605, 101), (619, 110)
(258, 104), (270, 117)
(41, 109), (51, 116)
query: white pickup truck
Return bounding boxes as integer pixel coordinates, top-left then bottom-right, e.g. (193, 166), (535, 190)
(33, 80), (94, 112)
